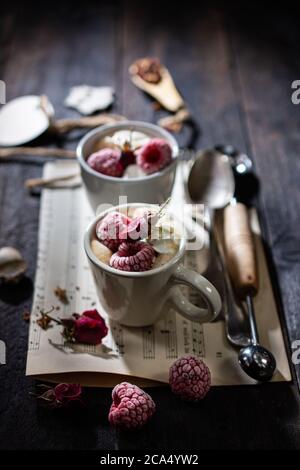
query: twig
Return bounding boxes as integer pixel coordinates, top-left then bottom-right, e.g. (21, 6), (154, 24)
(25, 172), (80, 189)
(158, 108), (191, 133)
(0, 147), (76, 159)
(52, 113), (127, 134)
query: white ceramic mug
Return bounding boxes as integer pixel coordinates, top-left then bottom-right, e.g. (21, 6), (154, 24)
(84, 204), (222, 327)
(77, 121), (179, 212)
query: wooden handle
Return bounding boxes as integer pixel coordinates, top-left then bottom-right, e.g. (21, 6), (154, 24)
(52, 113), (126, 134)
(223, 202), (258, 298)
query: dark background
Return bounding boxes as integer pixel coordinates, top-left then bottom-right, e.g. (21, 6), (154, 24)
(0, 0), (300, 450)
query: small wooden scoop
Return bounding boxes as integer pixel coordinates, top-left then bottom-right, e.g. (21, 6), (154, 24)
(129, 57), (186, 112)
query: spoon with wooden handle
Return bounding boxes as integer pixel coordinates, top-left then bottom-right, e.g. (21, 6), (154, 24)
(223, 201), (276, 382)
(129, 58), (190, 131)
(129, 59), (184, 112)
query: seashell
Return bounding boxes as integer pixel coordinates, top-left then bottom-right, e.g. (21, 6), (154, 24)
(64, 85), (114, 115)
(0, 247), (27, 282)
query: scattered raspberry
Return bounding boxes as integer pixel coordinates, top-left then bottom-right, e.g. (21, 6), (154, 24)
(169, 355), (211, 401)
(96, 212), (131, 252)
(110, 241), (155, 272)
(109, 382), (156, 429)
(87, 148), (124, 177)
(119, 210), (153, 241)
(136, 138), (172, 174)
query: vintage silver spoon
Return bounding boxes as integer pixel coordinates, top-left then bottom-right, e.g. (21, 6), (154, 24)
(238, 295), (276, 382)
(187, 149), (251, 348)
(188, 148), (276, 381)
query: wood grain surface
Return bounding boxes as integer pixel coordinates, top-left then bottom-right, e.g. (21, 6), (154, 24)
(0, 0), (300, 450)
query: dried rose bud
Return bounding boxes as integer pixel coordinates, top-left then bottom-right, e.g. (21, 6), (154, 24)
(36, 383), (82, 408)
(54, 383), (82, 406)
(62, 309), (108, 345)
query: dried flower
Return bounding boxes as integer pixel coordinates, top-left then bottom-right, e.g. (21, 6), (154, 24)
(35, 307), (108, 345)
(37, 310), (54, 330)
(35, 383), (82, 408)
(62, 309), (108, 345)
(36, 307), (60, 330)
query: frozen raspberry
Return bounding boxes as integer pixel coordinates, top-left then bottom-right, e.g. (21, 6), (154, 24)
(136, 138), (172, 174)
(119, 211), (151, 241)
(96, 212), (131, 252)
(109, 382), (156, 429)
(169, 355), (211, 401)
(87, 148), (124, 177)
(110, 241), (155, 272)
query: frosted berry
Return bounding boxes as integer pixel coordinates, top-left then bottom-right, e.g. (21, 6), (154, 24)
(87, 148), (124, 177)
(96, 212), (131, 252)
(110, 241), (155, 272)
(136, 138), (172, 174)
(119, 210), (152, 241)
(109, 382), (156, 429)
(169, 355), (211, 401)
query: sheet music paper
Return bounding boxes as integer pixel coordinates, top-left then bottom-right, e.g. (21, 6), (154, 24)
(26, 161), (291, 386)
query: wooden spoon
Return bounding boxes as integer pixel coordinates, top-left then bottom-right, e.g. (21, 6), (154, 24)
(129, 59), (185, 112)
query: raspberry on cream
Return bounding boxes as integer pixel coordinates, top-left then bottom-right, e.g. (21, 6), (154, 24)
(86, 132), (172, 178)
(110, 241), (156, 272)
(136, 138), (172, 174)
(87, 148), (124, 177)
(96, 211), (131, 252)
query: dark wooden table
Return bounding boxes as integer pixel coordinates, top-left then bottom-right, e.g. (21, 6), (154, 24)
(1, 1), (300, 451)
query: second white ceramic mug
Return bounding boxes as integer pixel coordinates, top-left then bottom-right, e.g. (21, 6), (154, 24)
(84, 204), (222, 327)
(77, 121), (179, 212)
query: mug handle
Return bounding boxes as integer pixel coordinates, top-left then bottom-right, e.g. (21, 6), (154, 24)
(168, 264), (222, 323)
